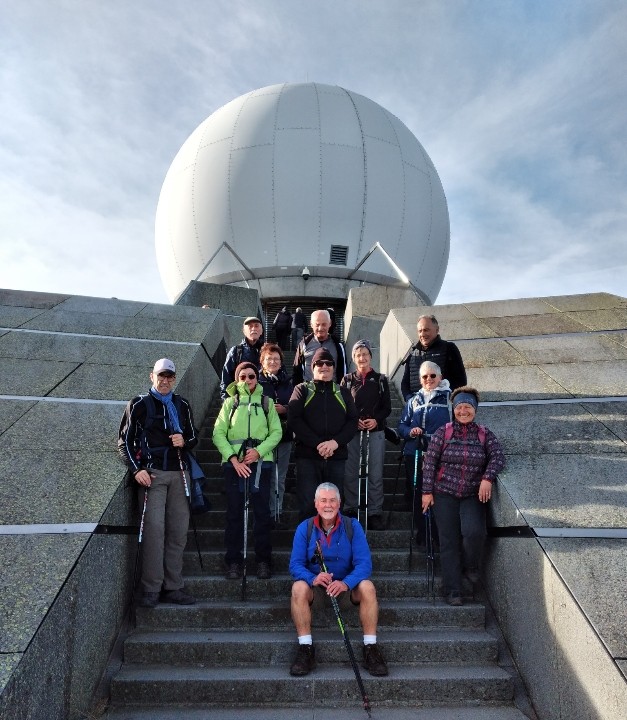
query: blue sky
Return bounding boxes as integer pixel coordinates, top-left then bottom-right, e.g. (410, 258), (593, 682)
(1, 0), (625, 305)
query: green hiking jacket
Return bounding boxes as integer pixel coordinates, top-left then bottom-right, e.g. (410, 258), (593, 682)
(212, 381), (282, 464)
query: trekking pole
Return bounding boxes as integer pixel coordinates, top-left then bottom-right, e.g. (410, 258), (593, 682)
(313, 540), (372, 718)
(425, 508), (435, 603)
(177, 450), (204, 571)
(129, 487), (148, 624)
(273, 448), (280, 524)
(364, 430), (370, 534)
(408, 446), (421, 574)
(357, 430), (364, 525)
(241, 470), (250, 601)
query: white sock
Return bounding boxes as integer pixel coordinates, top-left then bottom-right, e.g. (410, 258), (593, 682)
(298, 635), (313, 645)
(363, 635), (377, 645)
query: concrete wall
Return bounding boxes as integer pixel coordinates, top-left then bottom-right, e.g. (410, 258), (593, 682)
(0, 289), (223, 719)
(379, 291), (627, 720)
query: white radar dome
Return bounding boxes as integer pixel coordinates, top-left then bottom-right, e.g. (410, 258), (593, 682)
(156, 82), (449, 304)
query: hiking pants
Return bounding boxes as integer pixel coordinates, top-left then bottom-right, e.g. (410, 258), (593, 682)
(432, 492), (486, 595)
(295, 457), (345, 522)
(139, 468), (190, 593)
(343, 429), (385, 516)
(224, 463), (272, 566)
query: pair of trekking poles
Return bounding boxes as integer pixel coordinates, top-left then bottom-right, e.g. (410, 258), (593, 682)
(408, 440), (436, 601)
(357, 429), (370, 533)
(130, 449), (204, 620)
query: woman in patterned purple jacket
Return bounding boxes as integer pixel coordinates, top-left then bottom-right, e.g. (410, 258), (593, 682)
(421, 386), (505, 606)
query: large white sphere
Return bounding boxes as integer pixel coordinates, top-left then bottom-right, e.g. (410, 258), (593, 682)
(156, 82), (449, 304)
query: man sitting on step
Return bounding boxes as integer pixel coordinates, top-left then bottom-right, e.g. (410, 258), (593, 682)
(288, 482), (388, 677)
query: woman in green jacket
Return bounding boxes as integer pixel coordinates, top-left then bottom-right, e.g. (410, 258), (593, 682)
(213, 361), (282, 580)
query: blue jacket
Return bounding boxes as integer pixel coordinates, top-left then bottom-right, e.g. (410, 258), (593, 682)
(289, 515), (372, 591)
(398, 381), (451, 457)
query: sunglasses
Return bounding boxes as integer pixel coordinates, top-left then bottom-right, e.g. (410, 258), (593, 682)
(238, 373), (257, 380)
(157, 372), (175, 379)
(314, 360), (334, 367)
(421, 373), (437, 379)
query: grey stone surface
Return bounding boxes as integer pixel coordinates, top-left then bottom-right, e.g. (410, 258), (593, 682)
(480, 312), (590, 337)
(0, 358), (80, 396)
(0, 532), (134, 720)
(542, 292), (626, 312)
(496, 453), (627, 528)
(457, 338), (527, 369)
(479, 403), (626, 455)
(0, 534), (88, 651)
(175, 280), (259, 318)
(47, 362), (151, 401)
(466, 365), (572, 401)
(0, 289), (70, 309)
(509, 332), (627, 364)
(465, 297), (560, 318)
(23, 310), (210, 343)
(540, 359), (627, 397)
(1, 401), (122, 451)
(540, 538), (627, 658)
(84, 337), (200, 369)
(346, 285), (418, 318)
(0, 399), (36, 432)
(0, 329), (103, 362)
(0, 655), (21, 694)
(55, 295), (147, 316)
(585, 401), (627, 441)
(566, 307), (627, 331)
(0, 305), (47, 328)
(0, 450), (123, 525)
(485, 537), (627, 720)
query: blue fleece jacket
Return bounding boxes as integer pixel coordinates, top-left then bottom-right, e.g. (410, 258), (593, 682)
(289, 514), (372, 591)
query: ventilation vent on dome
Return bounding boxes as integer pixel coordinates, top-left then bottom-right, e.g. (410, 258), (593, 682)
(329, 245), (349, 266)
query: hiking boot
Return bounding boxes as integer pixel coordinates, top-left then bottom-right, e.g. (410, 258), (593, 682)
(363, 643), (388, 676)
(368, 514), (385, 531)
(290, 644), (316, 676)
(225, 563), (242, 580)
(256, 561), (271, 579)
(446, 591), (463, 606)
(161, 588), (196, 605)
(138, 591), (159, 608)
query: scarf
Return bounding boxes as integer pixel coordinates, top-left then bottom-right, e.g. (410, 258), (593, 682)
(150, 388), (182, 434)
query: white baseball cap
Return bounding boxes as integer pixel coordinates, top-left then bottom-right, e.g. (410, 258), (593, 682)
(153, 358), (176, 374)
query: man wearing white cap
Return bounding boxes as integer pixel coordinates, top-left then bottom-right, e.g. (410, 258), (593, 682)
(220, 316), (265, 399)
(118, 358), (199, 608)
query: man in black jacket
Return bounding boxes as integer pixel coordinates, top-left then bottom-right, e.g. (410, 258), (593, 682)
(288, 348), (358, 521)
(220, 316), (264, 399)
(400, 314), (466, 400)
(293, 309), (347, 385)
(118, 358), (198, 608)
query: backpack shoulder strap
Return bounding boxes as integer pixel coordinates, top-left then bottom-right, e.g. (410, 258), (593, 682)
(303, 381), (316, 407)
(306, 516), (353, 545)
(228, 392), (241, 424)
(141, 393), (157, 431)
(443, 422), (454, 444)
(477, 425), (486, 446)
(332, 382), (347, 411)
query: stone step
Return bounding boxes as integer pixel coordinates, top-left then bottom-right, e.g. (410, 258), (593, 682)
(135, 599), (485, 631)
(105, 706), (530, 720)
(182, 548), (436, 574)
(185, 527), (425, 549)
(180, 572), (447, 600)
(109, 664), (514, 707)
(191, 509), (415, 530)
(123, 628), (498, 666)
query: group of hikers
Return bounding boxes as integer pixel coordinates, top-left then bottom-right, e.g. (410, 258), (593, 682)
(118, 308), (505, 678)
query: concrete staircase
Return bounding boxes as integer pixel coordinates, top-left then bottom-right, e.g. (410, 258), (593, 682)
(104, 385), (529, 718)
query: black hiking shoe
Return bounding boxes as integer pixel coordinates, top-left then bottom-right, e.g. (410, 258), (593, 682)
(256, 561), (271, 579)
(290, 644), (316, 676)
(225, 563), (242, 580)
(161, 589), (196, 605)
(368, 514), (385, 531)
(446, 591), (463, 606)
(138, 592), (159, 608)
(363, 643), (388, 676)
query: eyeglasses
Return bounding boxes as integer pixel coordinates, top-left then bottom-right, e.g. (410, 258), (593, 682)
(157, 372), (175, 379)
(421, 373), (437, 379)
(238, 373), (257, 380)
(314, 360), (334, 367)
